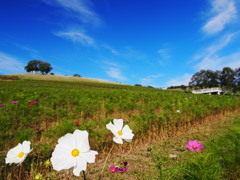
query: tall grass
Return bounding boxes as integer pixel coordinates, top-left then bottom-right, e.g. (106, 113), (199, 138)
(151, 115), (240, 179)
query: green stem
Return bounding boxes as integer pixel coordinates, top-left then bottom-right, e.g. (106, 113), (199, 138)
(98, 143), (115, 180)
(82, 170), (87, 180)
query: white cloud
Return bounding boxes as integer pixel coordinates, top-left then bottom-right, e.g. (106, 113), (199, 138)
(194, 52), (240, 71)
(192, 33), (235, 62)
(202, 0), (237, 35)
(43, 0), (101, 27)
(102, 60), (121, 68)
(101, 44), (119, 55)
(0, 52), (25, 74)
(140, 74), (164, 87)
(157, 49), (170, 59)
(106, 67), (126, 81)
(54, 31), (95, 46)
(192, 33), (240, 70)
(165, 73), (192, 87)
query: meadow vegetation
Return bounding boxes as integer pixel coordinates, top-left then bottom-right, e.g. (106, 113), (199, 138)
(0, 74), (240, 179)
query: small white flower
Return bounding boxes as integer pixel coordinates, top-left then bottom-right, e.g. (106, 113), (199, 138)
(5, 141), (32, 165)
(50, 130), (98, 176)
(106, 119), (134, 144)
(169, 154), (177, 158)
(176, 110), (181, 113)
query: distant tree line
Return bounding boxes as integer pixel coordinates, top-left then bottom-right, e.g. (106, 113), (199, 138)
(168, 85), (188, 90)
(189, 67), (240, 92)
(25, 60), (53, 74)
(73, 74), (81, 77)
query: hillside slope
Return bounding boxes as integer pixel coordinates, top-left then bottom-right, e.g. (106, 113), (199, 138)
(0, 73), (123, 85)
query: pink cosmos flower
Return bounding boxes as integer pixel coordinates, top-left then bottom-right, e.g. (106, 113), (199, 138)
(110, 166), (118, 173)
(118, 167), (127, 172)
(109, 166), (128, 173)
(0, 103), (6, 107)
(185, 140), (203, 152)
(11, 101), (18, 104)
(110, 162), (128, 173)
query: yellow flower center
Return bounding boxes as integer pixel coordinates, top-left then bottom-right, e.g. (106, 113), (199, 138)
(71, 149), (80, 157)
(118, 131), (123, 135)
(192, 146), (197, 149)
(18, 152), (25, 158)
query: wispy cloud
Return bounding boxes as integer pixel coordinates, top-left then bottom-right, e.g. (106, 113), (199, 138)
(0, 52), (25, 74)
(157, 48), (170, 59)
(101, 44), (119, 55)
(194, 52), (240, 71)
(140, 74), (164, 87)
(192, 33), (240, 70)
(14, 44), (38, 54)
(192, 33), (235, 62)
(202, 0), (237, 35)
(106, 67), (126, 81)
(165, 73), (192, 87)
(122, 47), (146, 61)
(101, 60), (127, 81)
(43, 0), (101, 27)
(54, 30), (96, 46)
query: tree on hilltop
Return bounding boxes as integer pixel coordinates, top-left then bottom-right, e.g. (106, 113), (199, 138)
(25, 60), (53, 74)
(39, 62), (53, 74)
(24, 60), (40, 73)
(73, 74), (81, 77)
(220, 67), (235, 89)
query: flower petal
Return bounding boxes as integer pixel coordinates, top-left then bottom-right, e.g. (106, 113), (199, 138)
(58, 133), (76, 150)
(197, 143), (203, 149)
(22, 141), (32, 154)
(113, 137), (123, 144)
(106, 122), (118, 137)
(113, 119), (123, 131)
(73, 157), (87, 176)
(51, 145), (76, 171)
(74, 130), (90, 152)
(121, 125), (134, 141)
(81, 150), (98, 163)
(188, 140), (198, 146)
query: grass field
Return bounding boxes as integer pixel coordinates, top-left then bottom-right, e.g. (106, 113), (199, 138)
(0, 74), (240, 179)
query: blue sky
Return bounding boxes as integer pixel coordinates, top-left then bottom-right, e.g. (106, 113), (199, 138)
(0, 0), (240, 88)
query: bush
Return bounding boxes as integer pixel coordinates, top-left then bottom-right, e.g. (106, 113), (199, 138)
(0, 75), (19, 80)
(73, 74), (81, 77)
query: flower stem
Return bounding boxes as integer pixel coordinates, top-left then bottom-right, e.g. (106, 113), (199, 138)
(82, 170), (87, 180)
(99, 143), (115, 180)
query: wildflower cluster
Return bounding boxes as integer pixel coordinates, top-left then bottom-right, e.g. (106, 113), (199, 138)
(110, 162), (128, 173)
(4, 110), (203, 179)
(5, 118), (134, 178)
(1, 99), (38, 112)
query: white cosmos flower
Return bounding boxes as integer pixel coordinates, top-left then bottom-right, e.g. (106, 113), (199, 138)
(106, 119), (134, 144)
(5, 141), (32, 165)
(50, 130), (98, 176)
